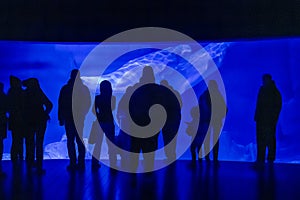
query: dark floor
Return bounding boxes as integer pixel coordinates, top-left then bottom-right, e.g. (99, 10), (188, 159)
(0, 160), (300, 200)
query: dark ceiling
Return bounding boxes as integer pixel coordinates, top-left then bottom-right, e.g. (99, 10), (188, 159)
(1, 0), (300, 42)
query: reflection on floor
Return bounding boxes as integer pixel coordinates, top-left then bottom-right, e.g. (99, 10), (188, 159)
(0, 160), (299, 200)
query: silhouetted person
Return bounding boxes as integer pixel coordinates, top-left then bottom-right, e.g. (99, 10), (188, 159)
(160, 80), (182, 161)
(203, 80), (227, 162)
(0, 83), (8, 176)
(190, 87), (212, 161)
(94, 80), (116, 169)
(22, 78), (53, 175)
(118, 66), (181, 172)
(58, 69), (91, 171)
(255, 74), (282, 164)
(129, 66), (165, 172)
(117, 86), (133, 169)
(7, 76), (25, 163)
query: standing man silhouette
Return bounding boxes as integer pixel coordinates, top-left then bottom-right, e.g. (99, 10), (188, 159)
(189, 86), (211, 161)
(129, 66), (181, 171)
(129, 66), (160, 172)
(203, 80), (227, 163)
(0, 83), (8, 177)
(59, 69), (91, 171)
(255, 74), (282, 164)
(117, 86), (133, 169)
(160, 80), (182, 161)
(23, 78), (53, 175)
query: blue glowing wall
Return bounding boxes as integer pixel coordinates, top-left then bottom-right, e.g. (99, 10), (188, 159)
(0, 39), (299, 163)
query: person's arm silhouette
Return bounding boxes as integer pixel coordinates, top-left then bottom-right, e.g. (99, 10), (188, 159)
(254, 87), (263, 122)
(41, 89), (53, 120)
(112, 95), (116, 111)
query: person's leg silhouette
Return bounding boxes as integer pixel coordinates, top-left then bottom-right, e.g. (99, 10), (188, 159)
(25, 128), (35, 167)
(256, 125), (266, 163)
(190, 142), (197, 161)
(65, 122), (77, 170)
(76, 135), (86, 169)
(267, 127), (276, 163)
(36, 122), (46, 174)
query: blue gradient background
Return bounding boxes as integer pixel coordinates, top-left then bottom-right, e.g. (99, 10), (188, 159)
(0, 39), (299, 163)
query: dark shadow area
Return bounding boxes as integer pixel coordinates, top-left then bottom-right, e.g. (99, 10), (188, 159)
(0, 160), (298, 199)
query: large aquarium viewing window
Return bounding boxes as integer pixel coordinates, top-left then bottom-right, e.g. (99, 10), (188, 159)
(0, 38), (299, 163)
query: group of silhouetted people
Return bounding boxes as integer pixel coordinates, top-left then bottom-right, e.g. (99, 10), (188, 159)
(188, 80), (227, 163)
(57, 67), (183, 172)
(86, 66), (226, 171)
(188, 73), (282, 166)
(0, 76), (53, 176)
(0, 66), (282, 176)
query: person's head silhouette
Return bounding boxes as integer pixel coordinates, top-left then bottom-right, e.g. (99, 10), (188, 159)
(160, 79), (169, 87)
(10, 76), (21, 88)
(71, 69), (80, 80)
(22, 78), (40, 89)
(140, 66), (155, 84)
(100, 80), (112, 96)
(125, 86), (133, 94)
(262, 73), (273, 86)
(190, 106), (198, 119)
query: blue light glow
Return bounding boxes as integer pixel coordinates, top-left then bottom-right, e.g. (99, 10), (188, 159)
(0, 39), (299, 163)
